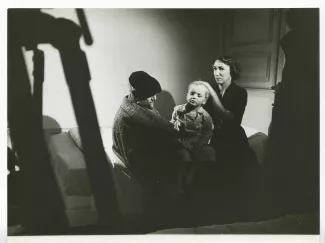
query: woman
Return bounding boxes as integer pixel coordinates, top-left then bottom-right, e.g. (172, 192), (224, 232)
(203, 56), (255, 168)
(191, 57), (260, 222)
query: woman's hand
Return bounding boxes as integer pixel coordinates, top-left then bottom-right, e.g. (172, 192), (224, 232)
(197, 81), (214, 93)
(197, 81), (233, 121)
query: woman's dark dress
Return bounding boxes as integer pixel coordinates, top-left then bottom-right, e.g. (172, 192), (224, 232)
(205, 82), (250, 164)
(189, 82), (260, 223)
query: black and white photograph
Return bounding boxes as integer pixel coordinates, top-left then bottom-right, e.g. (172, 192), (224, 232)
(5, 6), (321, 242)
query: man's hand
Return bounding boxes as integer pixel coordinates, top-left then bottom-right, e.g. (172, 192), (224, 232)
(174, 120), (182, 131)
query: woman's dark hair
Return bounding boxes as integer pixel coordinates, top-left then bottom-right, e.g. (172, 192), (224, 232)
(212, 56), (240, 81)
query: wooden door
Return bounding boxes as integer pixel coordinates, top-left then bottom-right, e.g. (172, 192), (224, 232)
(222, 9), (285, 89)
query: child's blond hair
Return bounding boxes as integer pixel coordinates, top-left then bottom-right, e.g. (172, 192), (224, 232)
(188, 81), (210, 99)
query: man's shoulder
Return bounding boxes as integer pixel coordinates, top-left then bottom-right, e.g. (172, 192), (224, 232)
(120, 96), (138, 117)
(111, 98), (136, 129)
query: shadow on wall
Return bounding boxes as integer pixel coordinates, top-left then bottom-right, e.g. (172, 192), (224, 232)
(155, 90), (176, 121)
(8, 9), (120, 234)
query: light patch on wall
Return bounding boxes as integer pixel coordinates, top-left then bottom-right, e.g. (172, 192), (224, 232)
(23, 9), (223, 130)
(242, 89), (274, 135)
(82, 9), (191, 105)
(23, 9), (195, 129)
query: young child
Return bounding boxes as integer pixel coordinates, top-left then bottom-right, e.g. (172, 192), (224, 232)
(170, 81), (216, 193)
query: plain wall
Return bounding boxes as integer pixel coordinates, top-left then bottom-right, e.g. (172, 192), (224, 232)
(242, 89), (274, 134)
(23, 9), (223, 129)
(23, 8), (277, 134)
(241, 18), (287, 135)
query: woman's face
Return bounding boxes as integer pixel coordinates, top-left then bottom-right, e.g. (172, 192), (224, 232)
(213, 60), (232, 86)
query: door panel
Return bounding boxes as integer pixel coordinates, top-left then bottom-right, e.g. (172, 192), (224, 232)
(231, 9), (273, 46)
(222, 9), (284, 89)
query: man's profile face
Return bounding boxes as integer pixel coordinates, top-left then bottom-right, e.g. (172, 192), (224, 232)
(146, 95), (157, 108)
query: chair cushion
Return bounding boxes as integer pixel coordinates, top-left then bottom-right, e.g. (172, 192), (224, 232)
(247, 132), (268, 166)
(52, 126), (267, 218)
(68, 127), (124, 168)
(242, 125), (259, 138)
(49, 133), (92, 196)
(69, 127), (147, 215)
(50, 128), (147, 216)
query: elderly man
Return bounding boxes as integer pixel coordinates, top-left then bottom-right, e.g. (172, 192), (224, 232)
(112, 71), (179, 198)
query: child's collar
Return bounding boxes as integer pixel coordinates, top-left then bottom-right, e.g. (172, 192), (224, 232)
(182, 103), (204, 114)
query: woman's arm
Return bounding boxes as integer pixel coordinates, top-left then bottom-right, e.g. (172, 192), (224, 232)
(199, 81), (234, 122)
(227, 88), (247, 126)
